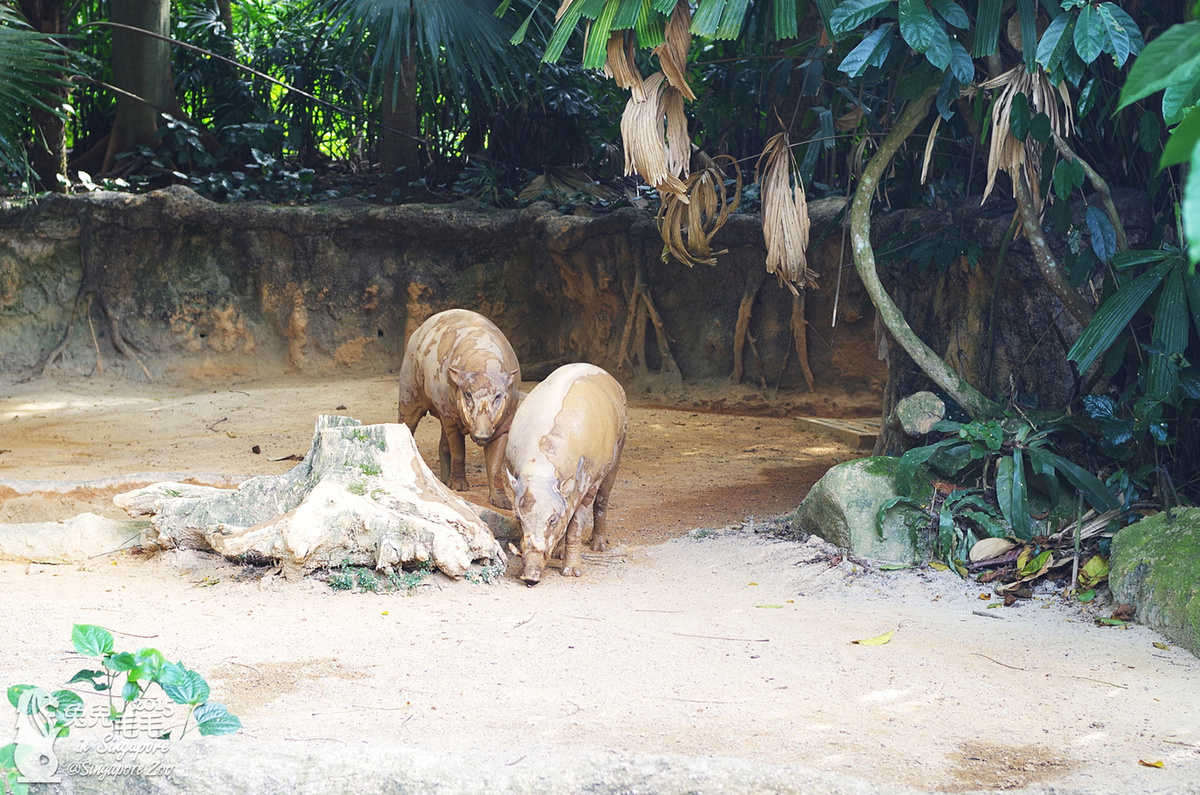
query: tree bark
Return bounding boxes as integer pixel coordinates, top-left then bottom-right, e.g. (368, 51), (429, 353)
(101, 0), (173, 174)
(379, 50), (421, 182)
(20, 0), (70, 192)
(850, 87), (1002, 421)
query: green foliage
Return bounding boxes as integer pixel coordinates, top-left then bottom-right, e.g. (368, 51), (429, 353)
(4, 625), (240, 747)
(0, 7), (78, 189)
(880, 418), (1119, 572)
(327, 560), (434, 592)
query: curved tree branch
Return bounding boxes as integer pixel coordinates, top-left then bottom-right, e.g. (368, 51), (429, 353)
(850, 87), (1002, 420)
(1052, 133), (1128, 253)
(1014, 174), (1095, 325)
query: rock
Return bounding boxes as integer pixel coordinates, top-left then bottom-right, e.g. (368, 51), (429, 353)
(895, 391), (945, 436)
(0, 513), (150, 564)
(1109, 508), (1200, 657)
(791, 457), (930, 565)
(115, 415), (504, 581)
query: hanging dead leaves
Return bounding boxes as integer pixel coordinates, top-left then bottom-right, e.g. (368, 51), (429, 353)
(603, 0), (812, 293)
(976, 65), (1074, 212)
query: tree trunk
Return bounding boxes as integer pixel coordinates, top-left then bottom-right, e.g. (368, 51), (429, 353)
(20, 0), (69, 192)
(379, 50), (421, 184)
(101, 0), (173, 174)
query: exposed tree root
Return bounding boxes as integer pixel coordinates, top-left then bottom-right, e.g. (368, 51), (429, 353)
(36, 213), (151, 379)
(790, 291), (816, 392)
(730, 268), (765, 385)
(618, 259), (681, 384)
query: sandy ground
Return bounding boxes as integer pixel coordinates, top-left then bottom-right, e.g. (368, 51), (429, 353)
(0, 373), (1198, 794)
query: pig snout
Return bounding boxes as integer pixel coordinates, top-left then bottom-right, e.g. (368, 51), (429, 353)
(520, 560), (543, 586)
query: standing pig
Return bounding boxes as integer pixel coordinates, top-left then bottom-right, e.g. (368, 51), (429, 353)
(398, 309), (521, 509)
(505, 363), (626, 584)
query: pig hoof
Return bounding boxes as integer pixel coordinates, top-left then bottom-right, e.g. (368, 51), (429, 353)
(590, 536), (607, 552)
(491, 492), (512, 510)
(450, 478), (470, 492)
(561, 566), (581, 577)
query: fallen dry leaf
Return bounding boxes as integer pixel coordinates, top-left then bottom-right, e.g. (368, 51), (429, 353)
(852, 630), (894, 646)
(1138, 759), (1164, 768)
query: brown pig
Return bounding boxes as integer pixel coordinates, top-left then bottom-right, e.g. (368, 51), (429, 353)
(505, 363), (626, 584)
(398, 309), (521, 509)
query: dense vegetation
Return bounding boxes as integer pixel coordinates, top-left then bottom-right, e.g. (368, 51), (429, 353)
(2, 0), (1198, 546)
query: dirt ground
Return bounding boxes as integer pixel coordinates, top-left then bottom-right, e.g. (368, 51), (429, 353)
(0, 372), (1198, 794)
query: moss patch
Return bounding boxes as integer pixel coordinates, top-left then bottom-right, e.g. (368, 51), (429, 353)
(1109, 507), (1200, 657)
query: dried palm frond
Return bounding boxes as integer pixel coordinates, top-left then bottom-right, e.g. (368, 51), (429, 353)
(980, 65), (1074, 210)
(921, 114), (943, 185)
(657, 154), (742, 267)
(605, 29), (645, 102)
(652, 0), (697, 101)
(620, 71), (689, 200)
(756, 132), (817, 295)
(554, 0), (573, 22)
(517, 167), (619, 203)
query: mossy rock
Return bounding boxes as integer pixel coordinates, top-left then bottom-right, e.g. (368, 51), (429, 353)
(1109, 507), (1200, 657)
(791, 456), (931, 565)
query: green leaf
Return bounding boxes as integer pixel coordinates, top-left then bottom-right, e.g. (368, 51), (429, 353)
(1096, 617), (1127, 626)
(1019, 549), (1051, 577)
(1027, 447), (1119, 511)
(1139, 111), (1163, 155)
(1029, 112), (1052, 145)
(1073, 4), (1105, 64)
(1068, 258), (1174, 372)
(72, 624), (114, 657)
(192, 702), (243, 736)
(51, 690), (85, 723)
(875, 494), (923, 538)
(1076, 589), (1097, 602)
(829, 0), (891, 39)
(715, 0), (751, 39)
(1118, 22), (1200, 110)
(66, 669), (106, 689)
(1053, 157), (1085, 199)
(772, 0), (798, 40)
(1079, 554), (1110, 587)
(1009, 92), (1031, 140)
(928, 0), (968, 29)
(691, 0), (726, 37)
(162, 669), (210, 706)
(1147, 265), (1190, 400)
(1037, 12), (1076, 73)
(851, 629), (894, 645)
(1187, 138), (1200, 270)
(7, 685), (40, 711)
(1016, 0), (1038, 69)
(973, 0), (1003, 57)
(1096, 2), (1133, 67)
(899, 0), (940, 53)
(839, 23), (896, 79)
(948, 38), (974, 83)
(1087, 205), (1118, 262)
(104, 651), (138, 673)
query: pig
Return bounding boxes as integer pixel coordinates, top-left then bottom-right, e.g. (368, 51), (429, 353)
(397, 309), (521, 510)
(505, 363), (627, 584)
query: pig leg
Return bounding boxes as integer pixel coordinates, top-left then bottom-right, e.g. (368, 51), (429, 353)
(562, 504), (591, 577)
(589, 465), (620, 552)
(440, 420), (470, 491)
(483, 434), (512, 510)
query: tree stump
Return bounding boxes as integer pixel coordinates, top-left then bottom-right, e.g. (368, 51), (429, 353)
(115, 415), (504, 581)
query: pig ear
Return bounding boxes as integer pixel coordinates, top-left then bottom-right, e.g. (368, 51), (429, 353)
(505, 369), (519, 390)
(448, 366), (464, 386)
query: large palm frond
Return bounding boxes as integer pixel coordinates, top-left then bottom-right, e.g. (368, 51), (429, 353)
(316, 0), (522, 99)
(0, 6), (75, 190)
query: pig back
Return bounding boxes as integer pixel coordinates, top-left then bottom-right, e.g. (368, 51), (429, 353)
(403, 309), (519, 408)
(507, 363), (626, 482)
